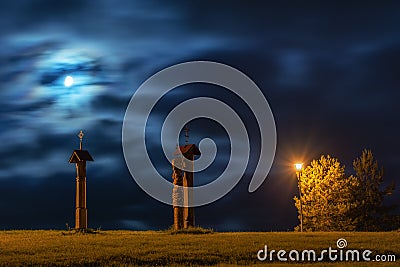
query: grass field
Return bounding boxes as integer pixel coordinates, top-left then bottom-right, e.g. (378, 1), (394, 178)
(0, 230), (398, 266)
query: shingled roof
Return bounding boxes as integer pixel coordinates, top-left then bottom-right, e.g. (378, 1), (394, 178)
(174, 144), (201, 157)
(69, 150), (94, 163)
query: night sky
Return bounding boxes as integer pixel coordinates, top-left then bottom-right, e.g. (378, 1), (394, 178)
(1, 1), (399, 231)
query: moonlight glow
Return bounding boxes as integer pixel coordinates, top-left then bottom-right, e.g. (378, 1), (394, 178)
(64, 76), (74, 87)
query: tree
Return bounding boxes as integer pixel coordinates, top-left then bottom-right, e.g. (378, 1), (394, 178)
(351, 149), (396, 231)
(294, 155), (357, 231)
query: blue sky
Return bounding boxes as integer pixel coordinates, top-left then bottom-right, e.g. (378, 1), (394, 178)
(0, 0), (399, 230)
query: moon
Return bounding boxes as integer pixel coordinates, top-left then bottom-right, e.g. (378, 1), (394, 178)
(64, 76), (74, 87)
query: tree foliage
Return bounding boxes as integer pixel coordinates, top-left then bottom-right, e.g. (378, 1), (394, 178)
(351, 149), (396, 231)
(294, 155), (356, 231)
(294, 150), (397, 231)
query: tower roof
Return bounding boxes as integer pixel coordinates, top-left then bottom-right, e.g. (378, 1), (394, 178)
(174, 144), (201, 157)
(69, 150), (94, 163)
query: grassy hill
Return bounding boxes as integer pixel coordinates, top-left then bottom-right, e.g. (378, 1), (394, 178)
(0, 230), (398, 266)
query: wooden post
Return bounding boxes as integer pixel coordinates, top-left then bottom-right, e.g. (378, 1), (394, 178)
(183, 154), (194, 228)
(172, 158), (184, 230)
(75, 160), (87, 229)
(69, 131), (93, 230)
(172, 143), (200, 229)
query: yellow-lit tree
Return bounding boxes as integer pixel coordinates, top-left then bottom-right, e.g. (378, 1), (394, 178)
(294, 155), (358, 231)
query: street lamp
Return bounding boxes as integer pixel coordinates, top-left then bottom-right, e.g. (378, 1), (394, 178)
(294, 163), (303, 232)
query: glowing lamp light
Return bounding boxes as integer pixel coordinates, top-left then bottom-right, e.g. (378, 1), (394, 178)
(294, 163), (303, 171)
(64, 75), (74, 87)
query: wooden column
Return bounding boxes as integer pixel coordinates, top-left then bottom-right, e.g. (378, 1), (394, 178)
(172, 143), (200, 230)
(75, 160), (87, 229)
(183, 154), (194, 228)
(69, 131), (93, 231)
(172, 158), (184, 230)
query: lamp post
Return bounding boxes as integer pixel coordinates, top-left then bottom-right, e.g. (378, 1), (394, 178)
(295, 163), (303, 232)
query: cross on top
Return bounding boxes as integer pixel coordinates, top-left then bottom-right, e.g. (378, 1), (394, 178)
(78, 130), (84, 150)
(78, 130), (84, 141)
(184, 125), (189, 144)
